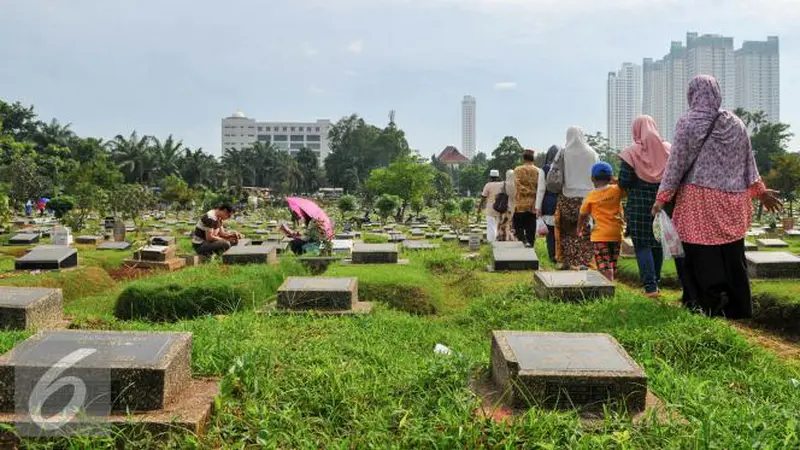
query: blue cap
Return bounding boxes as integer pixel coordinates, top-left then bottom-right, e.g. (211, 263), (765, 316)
(591, 162), (613, 178)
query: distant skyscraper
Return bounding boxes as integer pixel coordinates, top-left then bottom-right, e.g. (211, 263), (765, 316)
(736, 36), (780, 123)
(686, 33), (735, 110)
(461, 95), (476, 158)
(642, 58), (667, 138)
(607, 63), (642, 151)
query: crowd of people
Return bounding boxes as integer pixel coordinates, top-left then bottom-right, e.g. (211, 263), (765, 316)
(479, 74), (782, 319)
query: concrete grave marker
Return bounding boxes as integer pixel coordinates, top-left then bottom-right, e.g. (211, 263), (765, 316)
(276, 277), (367, 312)
(785, 229), (800, 237)
(0, 287), (63, 330)
(8, 234), (39, 245)
(97, 241), (132, 251)
(126, 245), (185, 270)
(234, 238), (253, 247)
(222, 245), (278, 265)
(442, 234), (457, 242)
(492, 247), (539, 271)
(744, 241), (758, 252)
(492, 241), (525, 249)
(388, 233), (407, 243)
(331, 239), (353, 255)
(756, 238), (790, 248)
(534, 270), (615, 301)
(403, 240), (439, 251)
(490, 331), (646, 412)
(745, 251), (800, 278)
(351, 243), (399, 264)
(150, 235), (176, 247)
(75, 235), (104, 245)
(15, 246), (77, 271)
(50, 226), (73, 246)
(335, 232), (356, 240)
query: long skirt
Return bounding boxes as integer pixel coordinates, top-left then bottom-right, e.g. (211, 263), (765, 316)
(677, 239), (752, 319)
(556, 195), (593, 268)
(496, 212), (516, 242)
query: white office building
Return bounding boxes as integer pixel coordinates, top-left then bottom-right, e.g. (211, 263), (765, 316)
(461, 95), (476, 158)
(607, 63), (642, 151)
(642, 58), (668, 138)
(735, 36), (780, 123)
(221, 111), (332, 159)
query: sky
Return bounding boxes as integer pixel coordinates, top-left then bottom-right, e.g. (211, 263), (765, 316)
(1, 0), (799, 158)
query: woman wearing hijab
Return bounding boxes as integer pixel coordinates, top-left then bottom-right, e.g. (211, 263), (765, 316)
(496, 169), (518, 241)
(653, 75), (781, 319)
(555, 126), (599, 269)
(536, 145), (561, 262)
(619, 116), (671, 297)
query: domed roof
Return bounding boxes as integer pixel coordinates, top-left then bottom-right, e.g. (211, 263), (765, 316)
(231, 110), (246, 118)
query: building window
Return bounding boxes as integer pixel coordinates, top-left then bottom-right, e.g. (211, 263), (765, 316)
(306, 135), (321, 142)
(306, 127), (312, 132)
(257, 135), (271, 142)
(290, 143), (304, 149)
(265, 127), (271, 132)
(273, 135), (288, 141)
(290, 127), (295, 132)
(290, 135), (304, 142)
(308, 143), (321, 150)
(282, 127), (288, 131)
(248, 134), (255, 137)
(258, 127), (263, 131)
(315, 127), (320, 132)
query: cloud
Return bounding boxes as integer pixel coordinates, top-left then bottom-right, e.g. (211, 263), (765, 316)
(347, 40), (363, 54)
(307, 85), (325, 95)
(493, 81), (517, 91)
(303, 44), (318, 57)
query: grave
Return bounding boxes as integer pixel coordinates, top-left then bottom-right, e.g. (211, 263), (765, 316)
(275, 277), (372, 314)
(387, 233), (407, 243)
(234, 238), (253, 247)
(50, 226), (73, 246)
(125, 245), (186, 271)
(442, 234), (458, 242)
(492, 241), (525, 249)
(335, 232), (356, 240)
(0, 330), (217, 435)
(403, 240), (439, 251)
(621, 238), (635, 258)
(491, 247), (539, 271)
(490, 331), (647, 412)
(265, 234), (284, 242)
(97, 241), (132, 251)
(331, 239), (353, 256)
(75, 235), (104, 245)
(0, 287), (63, 330)
(15, 246), (77, 271)
(8, 234), (39, 246)
(533, 271), (615, 301)
(756, 238), (790, 249)
(150, 235), (176, 247)
(410, 229), (425, 239)
(785, 229), (800, 237)
(351, 243), (399, 264)
(254, 229), (269, 235)
(745, 251), (800, 279)
(222, 245), (278, 265)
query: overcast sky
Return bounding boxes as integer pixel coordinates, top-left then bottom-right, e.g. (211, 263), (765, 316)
(2, 0), (799, 157)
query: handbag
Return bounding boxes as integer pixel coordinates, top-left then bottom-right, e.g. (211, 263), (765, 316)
(492, 181), (509, 214)
(545, 149), (565, 194)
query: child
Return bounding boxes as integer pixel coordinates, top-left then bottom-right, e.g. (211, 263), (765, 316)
(577, 162), (624, 281)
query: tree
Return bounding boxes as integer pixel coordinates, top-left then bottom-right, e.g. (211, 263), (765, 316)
(66, 182), (109, 231)
(458, 162), (488, 197)
(48, 196), (75, 219)
(488, 136), (524, 175)
(151, 135), (184, 181)
(180, 148), (219, 188)
(586, 132), (619, 173)
(0, 100), (38, 141)
(365, 155), (435, 221)
(374, 194), (399, 224)
(296, 147), (323, 194)
(337, 195), (357, 216)
(35, 119), (74, 149)
(471, 152), (488, 166)
(109, 131), (153, 183)
(431, 170), (456, 204)
(459, 198), (475, 216)
(439, 199), (458, 222)
(111, 184), (155, 230)
(765, 153), (800, 217)
(161, 175), (195, 216)
(6, 156), (49, 208)
(752, 122), (792, 176)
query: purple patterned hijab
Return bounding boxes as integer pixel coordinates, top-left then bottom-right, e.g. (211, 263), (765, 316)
(659, 75), (759, 194)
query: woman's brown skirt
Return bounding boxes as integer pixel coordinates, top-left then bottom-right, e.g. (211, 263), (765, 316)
(555, 195), (593, 268)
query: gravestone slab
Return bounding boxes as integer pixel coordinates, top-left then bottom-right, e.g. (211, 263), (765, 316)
(442, 234), (458, 242)
(492, 247), (539, 271)
(277, 277), (356, 311)
(97, 241), (132, 251)
(387, 233), (407, 243)
(534, 271), (615, 301)
(785, 229), (800, 237)
(8, 234), (39, 245)
(403, 240), (439, 251)
(254, 229), (269, 235)
(0, 330), (192, 412)
(50, 226), (73, 246)
(234, 238), (253, 247)
(134, 245), (174, 262)
(332, 239), (353, 255)
(351, 243), (399, 264)
(744, 241), (758, 252)
(335, 232), (356, 240)
(150, 235), (176, 247)
(490, 331), (647, 412)
(15, 246), (78, 271)
(222, 245), (278, 265)
(756, 238), (790, 248)
(492, 241), (525, 249)
(621, 238), (635, 258)
(75, 235), (104, 245)
(266, 234), (284, 242)
(0, 287), (63, 330)
(745, 251), (800, 279)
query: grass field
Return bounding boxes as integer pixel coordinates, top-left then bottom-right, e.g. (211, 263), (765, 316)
(0, 224), (798, 448)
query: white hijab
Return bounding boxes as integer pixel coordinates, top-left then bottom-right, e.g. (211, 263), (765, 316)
(504, 169), (517, 212)
(562, 126), (599, 198)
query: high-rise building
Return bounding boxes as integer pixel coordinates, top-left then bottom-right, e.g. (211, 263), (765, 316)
(642, 58), (667, 137)
(607, 63), (642, 151)
(461, 95), (476, 158)
(735, 36), (780, 123)
(686, 33), (735, 110)
(221, 111), (332, 160)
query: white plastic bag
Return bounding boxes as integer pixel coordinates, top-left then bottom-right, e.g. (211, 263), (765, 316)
(536, 218), (549, 236)
(653, 211), (684, 260)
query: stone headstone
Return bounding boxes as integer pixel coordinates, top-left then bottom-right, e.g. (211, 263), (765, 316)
(75, 235), (104, 245)
(387, 233), (407, 243)
(254, 229), (269, 235)
(534, 271), (615, 301)
(490, 331), (646, 412)
(97, 241), (132, 251)
(0, 287), (63, 330)
(266, 234), (284, 242)
(15, 246), (78, 270)
(745, 251), (800, 279)
(335, 232), (356, 240)
(492, 247), (539, 271)
(351, 243), (399, 264)
(785, 229), (800, 237)
(756, 238), (790, 248)
(112, 221), (127, 242)
(50, 226), (73, 246)
(469, 233), (482, 251)
(134, 245), (174, 262)
(332, 239), (353, 255)
(442, 234), (457, 242)
(150, 235), (176, 247)
(403, 240), (439, 251)
(234, 238), (253, 247)
(744, 241), (758, 252)
(8, 233), (39, 245)
(0, 330), (192, 412)
(221, 245), (278, 265)
(620, 238), (635, 258)
(277, 277), (357, 311)
(492, 241), (525, 249)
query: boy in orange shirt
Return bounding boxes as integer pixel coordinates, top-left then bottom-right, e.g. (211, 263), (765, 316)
(577, 162), (624, 281)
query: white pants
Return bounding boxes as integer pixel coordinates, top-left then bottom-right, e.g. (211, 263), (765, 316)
(486, 216), (498, 242)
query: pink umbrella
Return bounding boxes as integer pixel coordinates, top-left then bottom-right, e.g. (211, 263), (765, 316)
(286, 197), (334, 239)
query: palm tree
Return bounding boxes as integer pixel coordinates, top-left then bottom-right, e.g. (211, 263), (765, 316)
(108, 131), (153, 183)
(36, 118), (75, 148)
(151, 134), (184, 180)
(180, 148), (219, 187)
(221, 147), (249, 189)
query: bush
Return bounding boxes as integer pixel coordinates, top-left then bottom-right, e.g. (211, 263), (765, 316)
(337, 195), (358, 215)
(459, 198), (475, 216)
(49, 196), (75, 219)
(375, 194), (400, 223)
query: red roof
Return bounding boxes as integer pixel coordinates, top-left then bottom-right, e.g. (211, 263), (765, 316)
(437, 146), (470, 164)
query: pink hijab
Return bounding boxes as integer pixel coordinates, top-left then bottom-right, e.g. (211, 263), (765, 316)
(619, 115), (671, 184)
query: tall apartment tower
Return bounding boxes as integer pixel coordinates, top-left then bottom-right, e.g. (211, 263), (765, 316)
(686, 33), (736, 110)
(461, 95), (477, 158)
(642, 58), (667, 137)
(607, 63), (642, 151)
(735, 36), (780, 122)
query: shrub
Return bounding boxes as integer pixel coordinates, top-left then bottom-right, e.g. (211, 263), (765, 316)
(49, 196), (75, 219)
(459, 198), (475, 216)
(375, 194), (400, 224)
(115, 281), (251, 322)
(337, 195), (358, 215)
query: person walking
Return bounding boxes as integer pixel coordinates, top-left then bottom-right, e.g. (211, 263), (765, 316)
(536, 145), (561, 262)
(652, 75), (781, 319)
(578, 162), (624, 281)
(513, 149), (545, 247)
(619, 115), (671, 297)
(555, 126), (599, 269)
(477, 169), (504, 242)
(496, 170), (518, 241)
